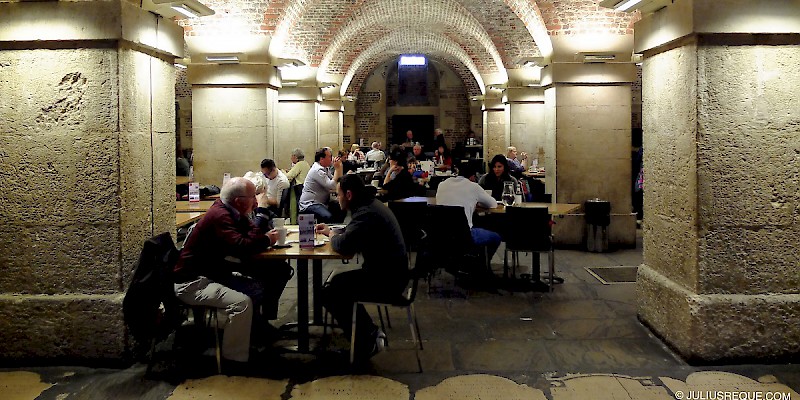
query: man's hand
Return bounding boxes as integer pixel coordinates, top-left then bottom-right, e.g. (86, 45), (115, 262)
(520, 152), (528, 160)
(333, 156), (343, 171)
(266, 229), (279, 244)
(315, 223), (331, 237)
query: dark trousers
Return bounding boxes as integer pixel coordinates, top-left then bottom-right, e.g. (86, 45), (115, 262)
(322, 269), (405, 351)
(225, 260), (294, 321)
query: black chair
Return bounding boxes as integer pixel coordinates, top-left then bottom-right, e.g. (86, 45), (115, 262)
(349, 260), (425, 372)
(291, 184), (304, 223)
(421, 205), (489, 289)
(388, 201), (428, 261)
(123, 232), (222, 375)
(277, 186), (291, 219)
(502, 206), (555, 291)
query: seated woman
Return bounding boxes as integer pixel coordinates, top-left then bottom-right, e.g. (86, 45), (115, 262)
(479, 154), (519, 200)
(379, 145), (417, 200)
(434, 145), (453, 171)
(347, 143), (366, 164)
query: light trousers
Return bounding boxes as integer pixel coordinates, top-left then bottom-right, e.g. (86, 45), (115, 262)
(174, 277), (253, 362)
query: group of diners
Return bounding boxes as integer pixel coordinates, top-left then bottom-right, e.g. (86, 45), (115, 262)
(174, 171), (408, 371)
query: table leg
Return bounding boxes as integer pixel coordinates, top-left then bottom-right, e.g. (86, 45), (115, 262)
(312, 260), (323, 325)
(296, 259), (309, 352)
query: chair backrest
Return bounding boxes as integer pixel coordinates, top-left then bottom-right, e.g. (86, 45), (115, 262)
(123, 232), (182, 352)
(388, 201), (428, 252)
(503, 206), (552, 252)
(278, 186), (291, 218)
(420, 205), (475, 267)
(292, 184), (304, 222)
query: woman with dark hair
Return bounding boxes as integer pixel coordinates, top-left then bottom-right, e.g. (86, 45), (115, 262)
(380, 145), (416, 200)
(479, 154), (519, 200)
(434, 145), (453, 171)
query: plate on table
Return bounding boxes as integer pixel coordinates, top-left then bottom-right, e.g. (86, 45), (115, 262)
(314, 240), (328, 247)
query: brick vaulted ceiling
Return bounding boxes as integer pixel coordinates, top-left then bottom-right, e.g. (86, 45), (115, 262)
(179, 0), (636, 97)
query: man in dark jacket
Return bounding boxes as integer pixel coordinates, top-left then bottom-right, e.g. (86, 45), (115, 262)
(315, 174), (409, 360)
(173, 177), (293, 364)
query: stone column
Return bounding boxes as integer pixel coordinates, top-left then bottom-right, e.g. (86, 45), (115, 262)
(507, 87), (546, 173)
(542, 62), (638, 246)
(636, 0), (800, 361)
(0, 0), (181, 360)
(277, 87), (321, 167)
(320, 100), (344, 155)
(483, 96), (508, 168)
(188, 64), (280, 186)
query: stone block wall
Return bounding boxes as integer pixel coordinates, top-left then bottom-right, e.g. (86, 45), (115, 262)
(0, 44), (176, 360)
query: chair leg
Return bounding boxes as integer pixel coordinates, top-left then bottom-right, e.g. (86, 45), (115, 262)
(548, 249), (555, 292)
(376, 306), (386, 332)
(384, 306), (392, 329)
(208, 309), (222, 374)
(349, 303), (358, 365)
(145, 336), (157, 375)
(503, 249), (509, 279)
(407, 305), (423, 373)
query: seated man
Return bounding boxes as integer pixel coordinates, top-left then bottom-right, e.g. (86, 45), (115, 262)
(506, 146), (528, 176)
(365, 141), (386, 163)
(173, 177), (294, 365)
(411, 143), (429, 162)
(261, 158), (290, 215)
(435, 164), (502, 268)
(315, 174), (409, 361)
(299, 147), (343, 222)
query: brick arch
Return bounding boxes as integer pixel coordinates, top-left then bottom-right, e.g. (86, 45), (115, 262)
(339, 30), (484, 98)
(536, 0), (639, 36)
(506, 0), (553, 58)
(316, 0), (506, 78)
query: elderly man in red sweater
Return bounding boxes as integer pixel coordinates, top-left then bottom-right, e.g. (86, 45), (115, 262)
(173, 177), (293, 366)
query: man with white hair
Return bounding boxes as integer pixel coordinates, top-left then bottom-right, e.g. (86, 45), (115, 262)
(365, 141), (386, 163)
(173, 177), (293, 367)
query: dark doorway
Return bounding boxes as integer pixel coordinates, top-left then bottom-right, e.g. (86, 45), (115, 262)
(391, 115), (435, 150)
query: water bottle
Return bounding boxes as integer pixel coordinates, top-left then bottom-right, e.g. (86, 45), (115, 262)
(514, 182), (523, 204)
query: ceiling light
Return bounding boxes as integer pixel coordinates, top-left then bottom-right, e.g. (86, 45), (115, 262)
(517, 57), (544, 68)
(399, 55), (426, 66)
(282, 81), (298, 87)
(319, 82), (339, 89)
(275, 58), (306, 69)
(170, 4), (201, 18)
(145, 0), (215, 18)
(174, 63), (187, 69)
(577, 53), (617, 63)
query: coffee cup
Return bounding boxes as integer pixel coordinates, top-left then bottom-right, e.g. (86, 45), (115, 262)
(276, 227), (288, 246)
(371, 179), (380, 188)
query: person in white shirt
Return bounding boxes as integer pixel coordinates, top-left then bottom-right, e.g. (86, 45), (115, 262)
(299, 147), (343, 222)
(435, 164), (502, 262)
(260, 159), (290, 211)
(365, 141), (386, 163)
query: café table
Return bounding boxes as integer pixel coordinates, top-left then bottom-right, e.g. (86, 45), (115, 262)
(175, 200), (216, 213)
(176, 212), (205, 228)
(254, 226), (353, 352)
(392, 197), (580, 215)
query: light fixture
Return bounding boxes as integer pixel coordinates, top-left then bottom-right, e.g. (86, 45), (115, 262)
(275, 58), (306, 69)
(205, 54), (242, 64)
(319, 82), (339, 89)
(486, 83), (507, 91)
(470, 95), (484, 102)
(144, 0), (215, 18)
(344, 95), (357, 102)
(174, 63), (187, 69)
(577, 52), (617, 63)
(281, 81), (298, 87)
(517, 57), (544, 68)
(399, 55), (426, 66)
(598, 0), (670, 13)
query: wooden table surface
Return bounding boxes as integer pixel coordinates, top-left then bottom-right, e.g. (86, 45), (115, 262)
(176, 200), (216, 213)
(392, 197), (579, 215)
(176, 176), (192, 185)
(176, 212), (205, 228)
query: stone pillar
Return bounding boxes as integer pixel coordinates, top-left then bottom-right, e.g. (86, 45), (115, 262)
(483, 95), (508, 167)
(507, 87), (546, 173)
(188, 64), (280, 186)
(277, 87), (321, 167)
(542, 62), (638, 246)
(636, 0), (800, 361)
(320, 100), (344, 155)
(0, 0), (181, 360)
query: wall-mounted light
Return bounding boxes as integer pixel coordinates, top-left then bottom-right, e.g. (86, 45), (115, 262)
(344, 95), (357, 102)
(275, 58), (306, 69)
(143, 0), (214, 18)
(470, 96), (484, 102)
(576, 52), (617, 63)
(486, 83), (507, 91)
(319, 82), (339, 89)
(598, 0), (670, 13)
(516, 57), (544, 68)
(205, 53), (243, 64)
(282, 81), (298, 87)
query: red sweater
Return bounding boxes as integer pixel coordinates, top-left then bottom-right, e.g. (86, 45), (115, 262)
(174, 200), (271, 283)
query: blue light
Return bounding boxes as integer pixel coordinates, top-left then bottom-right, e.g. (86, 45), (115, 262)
(399, 55), (426, 66)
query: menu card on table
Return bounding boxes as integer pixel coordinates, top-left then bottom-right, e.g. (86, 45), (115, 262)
(298, 214), (315, 249)
(222, 173), (231, 187)
(188, 182), (200, 202)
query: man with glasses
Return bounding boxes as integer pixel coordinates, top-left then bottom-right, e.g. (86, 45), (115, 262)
(299, 147), (343, 222)
(173, 177), (294, 369)
(260, 158), (290, 214)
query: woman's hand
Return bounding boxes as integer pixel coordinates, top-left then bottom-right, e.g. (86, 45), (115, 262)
(256, 192), (269, 208)
(266, 229), (279, 244)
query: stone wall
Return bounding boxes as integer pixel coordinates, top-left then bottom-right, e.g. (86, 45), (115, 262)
(639, 38), (800, 361)
(0, 1), (178, 360)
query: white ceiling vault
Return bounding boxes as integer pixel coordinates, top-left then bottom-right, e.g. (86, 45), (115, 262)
(175, 0), (638, 97)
